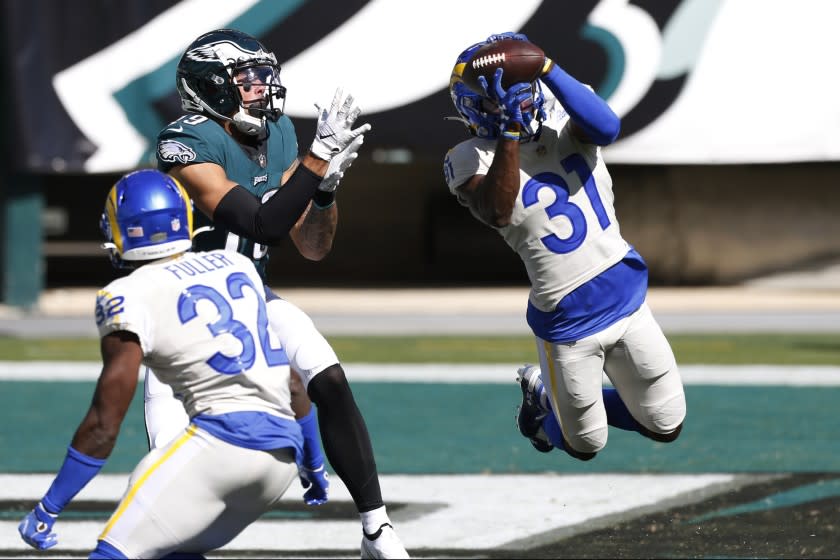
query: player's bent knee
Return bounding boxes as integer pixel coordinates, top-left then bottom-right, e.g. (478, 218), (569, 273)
(563, 445), (598, 461)
(637, 394), (685, 443)
(639, 422), (683, 443)
(563, 428), (606, 461)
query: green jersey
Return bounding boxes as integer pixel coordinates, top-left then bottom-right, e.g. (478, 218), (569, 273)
(156, 113), (298, 280)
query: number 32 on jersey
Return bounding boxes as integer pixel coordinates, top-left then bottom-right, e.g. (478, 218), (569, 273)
(178, 272), (288, 374)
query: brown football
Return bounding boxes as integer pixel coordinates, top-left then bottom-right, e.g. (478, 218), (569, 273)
(461, 39), (545, 94)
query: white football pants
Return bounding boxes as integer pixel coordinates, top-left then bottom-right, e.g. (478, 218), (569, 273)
(144, 296), (339, 449)
(98, 425), (298, 558)
(535, 302), (686, 454)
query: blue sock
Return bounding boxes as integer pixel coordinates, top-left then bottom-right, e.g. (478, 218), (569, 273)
(541, 414), (566, 451)
(603, 388), (642, 432)
(534, 383), (549, 411)
(538, 387), (641, 448)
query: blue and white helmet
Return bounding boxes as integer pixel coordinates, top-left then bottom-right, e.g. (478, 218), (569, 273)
(100, 169), (194, 268)
(448, 32), (547, 142)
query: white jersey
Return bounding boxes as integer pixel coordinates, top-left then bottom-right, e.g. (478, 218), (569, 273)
(444, 99), (630, 312)
(95, 250), (294, 421)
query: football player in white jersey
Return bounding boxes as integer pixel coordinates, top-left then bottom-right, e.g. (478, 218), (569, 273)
(444, 33), (686, 461)
(18, 170), (408, 559)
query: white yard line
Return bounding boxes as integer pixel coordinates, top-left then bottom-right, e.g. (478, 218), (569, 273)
(1, 362), (840, 385)
(0, 473), (736, 553)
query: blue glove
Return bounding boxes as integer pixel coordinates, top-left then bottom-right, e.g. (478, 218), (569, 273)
(478, 68), (535, 135)
(18, 502), (58, 550)
(486, 31), (530, 43)
(300, 464), (330, 506)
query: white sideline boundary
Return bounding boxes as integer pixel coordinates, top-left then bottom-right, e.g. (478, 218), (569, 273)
(1, 362), (840, 385)
(0, 473), (737, 553)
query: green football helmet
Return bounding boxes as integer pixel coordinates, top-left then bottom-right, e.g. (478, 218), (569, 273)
(176, 28), (286, 135)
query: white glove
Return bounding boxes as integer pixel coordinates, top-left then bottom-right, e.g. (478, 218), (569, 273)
(319, 134), (366, 192)
(310, 87), (371, 161)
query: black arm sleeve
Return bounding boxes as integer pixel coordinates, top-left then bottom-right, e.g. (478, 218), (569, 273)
(212, 164), (322, 245)
(308, 364), (384, 513)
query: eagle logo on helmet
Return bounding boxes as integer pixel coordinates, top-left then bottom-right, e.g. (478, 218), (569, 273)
(185, 40), (277, 67)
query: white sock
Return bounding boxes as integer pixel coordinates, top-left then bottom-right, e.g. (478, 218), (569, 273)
(360, 505), (391, 535)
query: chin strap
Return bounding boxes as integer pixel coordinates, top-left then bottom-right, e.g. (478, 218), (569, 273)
(192, 225), (214, 237)
(232, 110), (264, 135)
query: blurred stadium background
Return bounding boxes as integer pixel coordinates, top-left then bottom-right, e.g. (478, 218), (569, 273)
(2, 0), (840, 305)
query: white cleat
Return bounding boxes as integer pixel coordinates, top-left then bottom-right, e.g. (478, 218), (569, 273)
(361, 523), (410, 559)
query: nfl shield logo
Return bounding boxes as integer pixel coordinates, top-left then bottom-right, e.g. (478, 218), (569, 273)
(171, 218), (181, 232)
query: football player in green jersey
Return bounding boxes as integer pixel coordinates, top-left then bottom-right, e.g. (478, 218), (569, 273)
(155, 29), (407, 558)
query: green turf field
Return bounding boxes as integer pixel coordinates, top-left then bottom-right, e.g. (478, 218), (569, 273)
(2, 333), (840, 364)
(2, 379), (837, 474)
(3, 334), (838, 558)
(2, 332), (839, 474)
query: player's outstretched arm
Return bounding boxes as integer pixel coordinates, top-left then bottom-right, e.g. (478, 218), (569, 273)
(289, 197), (338, 261)
(175, 88), (370, 248)
(540, 58), (620, 145)
(307, 87), (371, 166)
(19, 331), (141, 551)
(290, 133), (367, 260)
(290, 89), (370, 259)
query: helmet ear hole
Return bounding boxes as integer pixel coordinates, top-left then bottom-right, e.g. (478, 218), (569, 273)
(449, 80), (502, 140)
